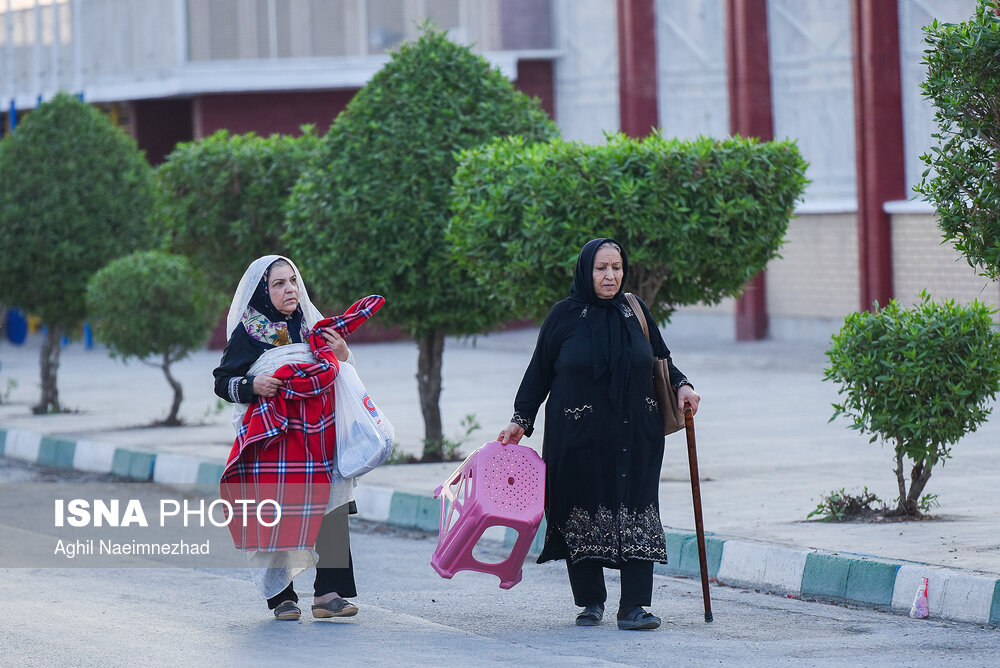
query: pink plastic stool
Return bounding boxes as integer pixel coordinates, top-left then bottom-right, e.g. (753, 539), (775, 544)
(430, 441), (545, 589)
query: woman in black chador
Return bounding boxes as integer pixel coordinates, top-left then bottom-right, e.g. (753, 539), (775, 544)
(498, 238), (700, 630)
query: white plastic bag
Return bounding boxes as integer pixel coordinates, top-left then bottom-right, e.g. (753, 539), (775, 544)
(334, 362), (395, 478)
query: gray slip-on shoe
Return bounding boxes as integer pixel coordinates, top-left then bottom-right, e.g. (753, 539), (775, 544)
(273, 600), (301, 621)
(616, 608), (660, 630)
(312, 598), (359, 619)
(575, 603), (605, 626)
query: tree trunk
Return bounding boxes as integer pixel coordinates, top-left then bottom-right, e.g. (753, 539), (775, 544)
(893, 444), (907, 512)
(629, 266), (666, 308)
(905, 457), (935, 515)
(33, 326), (62, 414)
(417, 330), (445, 461)
(161, 352), (183, 426)
(890, 440), (934, 517)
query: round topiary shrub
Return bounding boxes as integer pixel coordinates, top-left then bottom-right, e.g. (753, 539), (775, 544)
(449, 132), (808, 322)
(284, 25), (557, 459)
(824, 292), (1000, 515)
(86, 251), (221, 426)
(0, 93), (155, 413)
(157, 128), (320, 291)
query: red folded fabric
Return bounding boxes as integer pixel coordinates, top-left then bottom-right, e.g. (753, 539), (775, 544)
(220, 295), (384, 551)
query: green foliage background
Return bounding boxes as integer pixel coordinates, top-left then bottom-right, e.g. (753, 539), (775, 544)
(284, 27), (558, 335)
(0, 93), (155, 328)
(448, 132), (808, 322)
(158, 128), (320, 292)
(916, 0), (1000, 278)
(86, 251), (221, 363)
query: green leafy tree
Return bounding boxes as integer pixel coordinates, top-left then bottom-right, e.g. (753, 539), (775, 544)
(157, 128), (320, 291)
(916, 1), (1000, 278)
(824, 294), (1000, 516)
(86, 251), (221, 426)
(448, 132), (808, 322)
(0, 93), (155, 413)
(284, 27), (558, 460)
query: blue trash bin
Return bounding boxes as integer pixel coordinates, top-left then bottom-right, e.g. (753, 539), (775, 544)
(4, 309), (27, 345)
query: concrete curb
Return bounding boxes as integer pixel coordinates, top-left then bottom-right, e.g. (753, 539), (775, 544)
(2, 426), (998, 627)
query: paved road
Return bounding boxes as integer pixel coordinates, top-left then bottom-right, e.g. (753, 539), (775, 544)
(1, 459), (998, 666)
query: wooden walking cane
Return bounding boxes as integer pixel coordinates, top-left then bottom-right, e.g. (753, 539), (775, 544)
(684, 402), (714, 622)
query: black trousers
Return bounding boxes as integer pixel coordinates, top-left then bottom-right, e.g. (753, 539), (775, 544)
(566, 559), (653, 609)
(266, 505), (357, 609)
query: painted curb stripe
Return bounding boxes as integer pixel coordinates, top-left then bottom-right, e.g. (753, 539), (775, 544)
(195, 462), (225, 494)
(72, 439), (116, 473)
(801, 554), (899, 607)
(934, 572), (995, 624)
(716, 541), (811, 593)
(196, 462), (225, 485)
(354, 485), (394, 523)
(38, 437), (76, 469)
(801, 553), (851, 600)
(991, 580), (1000, 626)
(153, 454), (203, 485)
(892, 566), (942, 614)
(110, 448), (154, 480)
(530, 517), (546, 554)
(892, 566), (998, 624)
(2, 428), (998, 626)
(844, 559), (899, 607)
(504, 517), (546, 555)
(3, 428), (41, 462)
(388, 491), (440, 532)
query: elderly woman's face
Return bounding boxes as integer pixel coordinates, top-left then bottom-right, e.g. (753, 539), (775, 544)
(268, 262), (299, 316)
(592, 246), (624, 299)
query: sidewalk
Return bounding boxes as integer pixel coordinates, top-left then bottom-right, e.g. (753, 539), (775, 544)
(1, 324), (999, 626)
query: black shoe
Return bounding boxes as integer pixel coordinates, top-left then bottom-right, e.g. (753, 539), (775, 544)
(312, 597), (359, 618)
(273, 600), (301, 621)
(616, 607), (660, 630)
(575, 603), (605, 626)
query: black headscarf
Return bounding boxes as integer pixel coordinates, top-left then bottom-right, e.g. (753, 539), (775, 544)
(248, 258), (304, 344)
(568, 237), (633, 413)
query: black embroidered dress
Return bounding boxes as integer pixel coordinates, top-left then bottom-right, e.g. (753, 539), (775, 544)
(510, 239), (689, 568)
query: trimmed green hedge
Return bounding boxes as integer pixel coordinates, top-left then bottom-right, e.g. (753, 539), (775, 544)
(158, 128), (319, 291)
(448, 132), (808, 322)
(0, 93), (155, 329)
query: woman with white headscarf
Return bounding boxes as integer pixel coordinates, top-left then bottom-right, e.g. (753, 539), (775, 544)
(213, 255), (384, 621)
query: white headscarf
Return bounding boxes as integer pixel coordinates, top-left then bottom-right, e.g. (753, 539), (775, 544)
(225, 255), (323, 341)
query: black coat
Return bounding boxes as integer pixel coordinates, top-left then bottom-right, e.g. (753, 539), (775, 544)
(512, 296), (687, 567)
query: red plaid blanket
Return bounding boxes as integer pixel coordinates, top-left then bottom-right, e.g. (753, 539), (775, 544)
(221, 295), (385, 551)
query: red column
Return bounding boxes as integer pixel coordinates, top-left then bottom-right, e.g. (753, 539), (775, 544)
(617, 0), (659, 138)
(727, 0), (773, 340)
(851, 0), (905, 312)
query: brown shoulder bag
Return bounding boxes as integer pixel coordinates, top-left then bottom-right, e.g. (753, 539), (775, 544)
(625, 292), (684, 436)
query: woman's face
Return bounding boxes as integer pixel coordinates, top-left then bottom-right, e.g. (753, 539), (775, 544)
(592, 246), (624, 299)
(267, 262), (299, 316)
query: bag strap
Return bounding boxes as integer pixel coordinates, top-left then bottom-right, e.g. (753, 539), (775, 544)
(624, 292), (650, 343)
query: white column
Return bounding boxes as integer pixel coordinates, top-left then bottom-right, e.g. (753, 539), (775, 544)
(173, 0), (186, 66)
(49, 0), (58, 93)
(72, 0), (81, 95)
(33, 0), (42, 104)
(267, 0), (277, 58)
